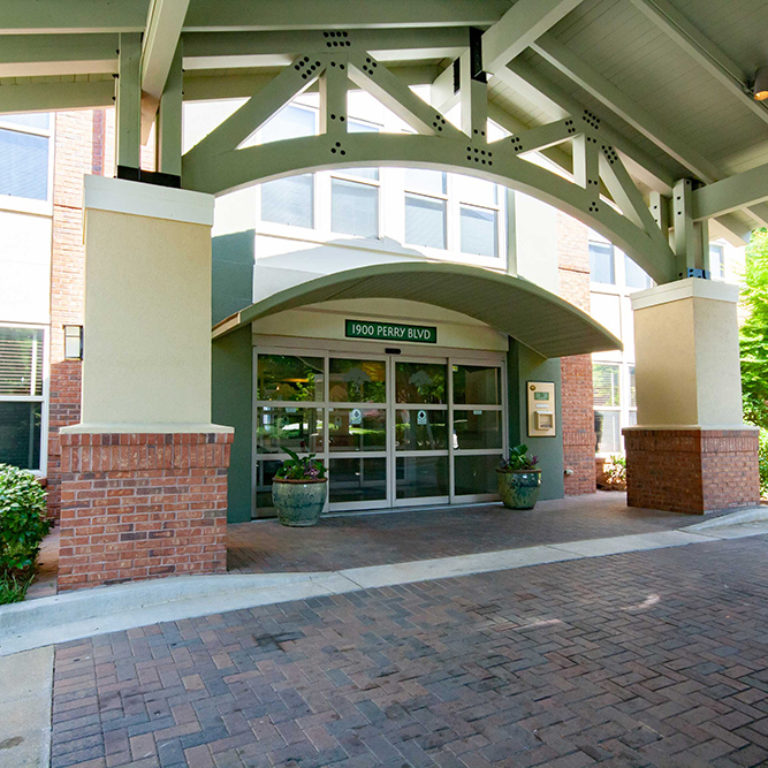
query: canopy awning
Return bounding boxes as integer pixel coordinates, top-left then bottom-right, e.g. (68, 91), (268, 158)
(212, 261), (622, 359)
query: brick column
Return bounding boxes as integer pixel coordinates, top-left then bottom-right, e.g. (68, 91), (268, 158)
(624, 429), (759, 514)
(58, 432), (232, 591)
(625, 279), (759, 513)
(557, 212), (597, 494)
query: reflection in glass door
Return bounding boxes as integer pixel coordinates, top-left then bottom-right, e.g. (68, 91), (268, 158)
(393, 360), (450, 504)
(253, 347), (506, 517)
(327, 357), (388, 509)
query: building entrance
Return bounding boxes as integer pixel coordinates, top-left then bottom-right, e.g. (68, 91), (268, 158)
(253, 345), (506, 518)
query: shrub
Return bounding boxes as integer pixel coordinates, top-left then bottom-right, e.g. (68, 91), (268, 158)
(759, 428), (768, 498)
(0, 463), (50, 575)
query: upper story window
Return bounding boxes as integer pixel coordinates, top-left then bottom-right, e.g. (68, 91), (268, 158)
(589, 239), (652, 290)
(458, 176), (499, 258)
(331, 119), (380, 238)
(624, 254), (652, 290)
(709, 244), (725, 281)
(589, 241), (615, 284)
(0, 113), (51, 202)
(404, 169), (447, 250)
(260, 105), (317, 229)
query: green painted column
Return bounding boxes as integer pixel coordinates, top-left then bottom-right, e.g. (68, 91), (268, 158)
(212, 326), (253, 522)
(507, 337), (564, 500)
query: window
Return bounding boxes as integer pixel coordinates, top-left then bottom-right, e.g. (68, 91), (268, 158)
(709, 244), (725, 281)
(330, 119), (380, 237)
(625, 255), (652, 290)
(0, 114), (51, 201)
(260, 106), (316, 228)
(593, 364), (620, 407)
(458, 176), (499, 258)
(589, 241), (615, 284)
(0, 327), (45, 470)
(404, 169), (447, 249)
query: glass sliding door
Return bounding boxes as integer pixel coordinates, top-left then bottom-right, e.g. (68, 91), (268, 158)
(451, 361), (505, 501)
(253, 346), (506, 517)
(393, 359), (451, 505)
(327, 356), (389, 509)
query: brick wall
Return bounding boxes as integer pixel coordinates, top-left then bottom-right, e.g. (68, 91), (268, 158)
(557, 212), (596, 495)
(624, 428), (760, 514)
(58, 432), (232, 591)
(48, 111), (101, 518)
(47, 108), (156, 518)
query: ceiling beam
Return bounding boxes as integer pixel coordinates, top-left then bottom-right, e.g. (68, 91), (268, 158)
(182, 0), (510, 32)
(481, 0), (582, 74)
(0, 1), (147, 34)
(0, 34), (117, 77)
(628, 0), (768, 127)
(692, 161), (768, 220)
(182, 27), (468, 70)
(141, 0), (189, 98)
(531, 34), (721, 183)
(0, 79), (115, 113)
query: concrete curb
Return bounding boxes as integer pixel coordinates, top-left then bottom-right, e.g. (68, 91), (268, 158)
(3, 511), (768, 657)
(683, 505), (768, 531)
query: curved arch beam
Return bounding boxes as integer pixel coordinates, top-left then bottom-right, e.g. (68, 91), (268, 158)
(184, 132), (676, 283)
(212, 261), (622, 359)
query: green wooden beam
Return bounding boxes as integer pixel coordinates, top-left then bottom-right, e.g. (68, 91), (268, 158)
(116, 32), (142, 168)
(183, 131), (677, 283)
(481, 0), (583, 74)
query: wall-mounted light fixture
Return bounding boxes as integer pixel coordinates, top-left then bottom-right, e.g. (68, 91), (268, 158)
(63, 325), (83, 360)
(753, 67), (768, 100)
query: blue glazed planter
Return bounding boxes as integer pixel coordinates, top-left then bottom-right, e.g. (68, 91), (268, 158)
(272, 479), (328, 526)
(497, 469), (541, 510)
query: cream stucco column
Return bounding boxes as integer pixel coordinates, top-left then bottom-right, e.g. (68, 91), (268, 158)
(631, 277), (743, 428)
(623, 277), (758, 514)
(62, 175), (231, 433)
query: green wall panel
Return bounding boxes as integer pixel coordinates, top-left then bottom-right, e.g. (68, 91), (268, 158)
(212, 325), (253, 522)
(212, 230), (254, 325)
(507, 337), (564, 501)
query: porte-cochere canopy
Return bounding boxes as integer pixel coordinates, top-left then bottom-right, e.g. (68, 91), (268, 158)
(212, 261), (622, 359)
(2, 0), (767, 286)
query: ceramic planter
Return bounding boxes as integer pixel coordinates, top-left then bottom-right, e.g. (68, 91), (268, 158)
(272, 478), (328, 526)
(497, 469), (541, 509)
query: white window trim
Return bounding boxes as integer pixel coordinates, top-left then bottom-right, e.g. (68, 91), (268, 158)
(0, 322), (49, 475)
(0, 113), (54, 215)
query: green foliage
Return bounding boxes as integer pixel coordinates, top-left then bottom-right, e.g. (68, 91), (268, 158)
(499, 444), (539, 472)
(0, 571), (34, 605)
(740, 229), (768, 428)
(759, 428), (768, 497)
(275, 447), (327, 481)
(0, 463), (50, 575)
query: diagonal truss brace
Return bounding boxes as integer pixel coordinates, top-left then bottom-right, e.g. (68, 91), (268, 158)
(183, 47), (678, 282)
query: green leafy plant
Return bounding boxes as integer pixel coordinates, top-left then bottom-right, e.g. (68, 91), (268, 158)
(758, 428), (768, 497)
(274, 447), (327, 481)
(607, 454), (627, 484)
(498, 444), (539, 472)
(0, 464), (51, 604)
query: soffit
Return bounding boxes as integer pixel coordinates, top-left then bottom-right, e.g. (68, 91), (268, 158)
(213, 262), (622, 359)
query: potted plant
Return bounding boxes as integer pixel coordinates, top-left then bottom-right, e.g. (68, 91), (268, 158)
(497, 444), (541, 509)
(272, 448), (328, 526)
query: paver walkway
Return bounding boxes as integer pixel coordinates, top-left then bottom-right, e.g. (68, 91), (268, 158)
(228, 493), (687, 573)
(51, 533), (768, 767)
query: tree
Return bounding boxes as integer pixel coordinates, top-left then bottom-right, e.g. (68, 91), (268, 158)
(740, 228), (768, 494)
(741, 229), (768, 426)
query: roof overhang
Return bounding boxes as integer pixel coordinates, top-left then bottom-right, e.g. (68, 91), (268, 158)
(212, 261), (622, 359)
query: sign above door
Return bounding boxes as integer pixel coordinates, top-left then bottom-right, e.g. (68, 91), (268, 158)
(345, 319), (437, 344)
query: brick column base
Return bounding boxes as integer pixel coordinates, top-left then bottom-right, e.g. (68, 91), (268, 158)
(623, 428), (760, 514)
(58, 432), (233, 591)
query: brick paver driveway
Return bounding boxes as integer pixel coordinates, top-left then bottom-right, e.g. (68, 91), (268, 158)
(52, 535), (768, 767)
